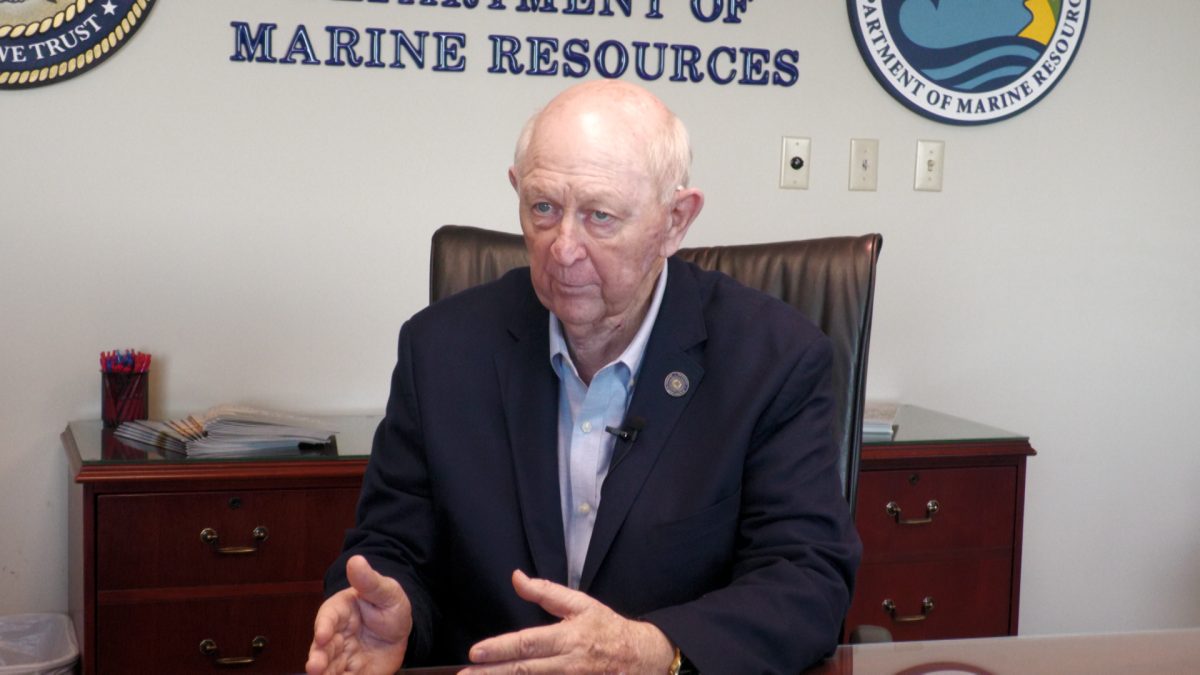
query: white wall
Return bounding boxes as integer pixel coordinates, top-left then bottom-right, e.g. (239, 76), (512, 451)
(2, 1), (1197, 635)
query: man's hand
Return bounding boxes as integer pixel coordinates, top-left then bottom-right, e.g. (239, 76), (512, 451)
(306, 555), (413, 675)
(464, 570), (675, 674)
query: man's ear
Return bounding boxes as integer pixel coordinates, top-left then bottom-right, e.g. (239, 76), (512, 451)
(508, 166), (520, 192)
(661, 188), (705, 257)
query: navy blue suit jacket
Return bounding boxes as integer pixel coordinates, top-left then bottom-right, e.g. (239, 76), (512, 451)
(328, 257), (861, 674)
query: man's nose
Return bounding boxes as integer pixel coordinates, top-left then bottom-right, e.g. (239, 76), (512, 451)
(550, 220), (586, 265)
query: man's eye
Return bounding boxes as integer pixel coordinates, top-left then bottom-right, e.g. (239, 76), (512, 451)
(533, 202), (553, 215)
(592, 211), (613, 223)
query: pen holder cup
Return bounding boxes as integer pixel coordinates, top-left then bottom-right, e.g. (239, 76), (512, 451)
(101, 372), (149, 428)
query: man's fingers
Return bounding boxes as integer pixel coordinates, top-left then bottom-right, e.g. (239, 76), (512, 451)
(465, 573), (591, 668)
(468, 623), (566, 665)
(510, 569), (592, 620)
(306, 560), (411, 674)
(307, 590), (357, 674)
(460, 655), (575, 675)
(346, 555), (405, 611)
(313, 587), (361, 643)
(466, 573), (663, 674)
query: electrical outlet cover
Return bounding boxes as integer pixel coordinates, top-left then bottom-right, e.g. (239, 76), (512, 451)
(780, 137), (811, 189)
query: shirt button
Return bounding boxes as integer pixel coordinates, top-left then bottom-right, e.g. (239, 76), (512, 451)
(581, 421), (592, 433)
(578, 503), (592, 515)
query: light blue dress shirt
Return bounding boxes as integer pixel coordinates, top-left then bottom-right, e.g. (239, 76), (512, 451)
(548, 265), (668, 589)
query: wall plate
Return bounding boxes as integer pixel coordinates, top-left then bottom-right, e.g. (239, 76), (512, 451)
(915, 140), (945, 191)
(780, 136), (811, 189)
(849, 138), (879, 191)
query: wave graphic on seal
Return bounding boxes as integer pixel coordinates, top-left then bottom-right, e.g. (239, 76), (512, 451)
(890, 0), (1057, 93)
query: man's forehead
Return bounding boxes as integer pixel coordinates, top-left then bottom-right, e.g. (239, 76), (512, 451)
(517, 171), (640, 204)
(520, 123), (654, 181)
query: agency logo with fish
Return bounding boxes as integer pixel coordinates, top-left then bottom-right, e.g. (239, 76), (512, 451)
(1, 0), (157, 89)
(848, 0), (1089, 125)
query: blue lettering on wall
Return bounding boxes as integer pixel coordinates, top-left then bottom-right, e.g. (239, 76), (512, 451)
(365, 28), (388, 67)
(670, 44), (703, 83)
(527, 36), (560, 75)
(230, 22), (278, 63)
(594, 39), (628, 78)
(227, 0), (798, 88)
(516, 0), (558, 13)
(353, 0), (667, 12)
(563, 38), (591, 77)
(632, 41), (667, 81)
(772, 49), (799, 87)
(325, 26), (363, 67)
(390, 30), (429, 69)
(280, 25), (319, 65)
(477, 33), (797, 86)
(738, 47), (769, 85)
(706, 45), (736, 85)
(689, 0), (748, 24)
(489, 34), (523, 74)
(434, 32), (468, 71)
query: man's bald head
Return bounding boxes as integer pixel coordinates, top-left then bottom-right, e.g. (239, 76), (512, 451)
(513, 80), (693, 204)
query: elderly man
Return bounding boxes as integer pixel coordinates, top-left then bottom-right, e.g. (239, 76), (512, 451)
(307, 80), (860, 675)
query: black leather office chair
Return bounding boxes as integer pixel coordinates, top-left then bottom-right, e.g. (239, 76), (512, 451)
(429, 224), (883, 513)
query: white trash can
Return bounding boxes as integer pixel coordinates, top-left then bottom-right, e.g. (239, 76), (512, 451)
(0, 614), (78, 675)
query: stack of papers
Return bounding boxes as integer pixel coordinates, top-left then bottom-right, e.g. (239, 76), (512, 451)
(115, 405), (337, 458)
(862, 401), (899, 443)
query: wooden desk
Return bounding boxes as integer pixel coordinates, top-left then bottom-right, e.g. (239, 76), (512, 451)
(63, 415), (378, 674)
(811, 628), (1200, 674)
(846, 406), (1036, 642)
(402, 629), (1200, 674)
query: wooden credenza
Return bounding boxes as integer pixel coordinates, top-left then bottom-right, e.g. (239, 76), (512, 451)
(844, 406), (1036, 642)
(63, 416), (378, 674)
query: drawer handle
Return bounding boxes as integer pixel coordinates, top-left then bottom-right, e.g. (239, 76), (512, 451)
(883, 596), (935, 623)
(199, 635), (267, 666)
(199, 526), (269, 554)
(885, 499), (940, 525)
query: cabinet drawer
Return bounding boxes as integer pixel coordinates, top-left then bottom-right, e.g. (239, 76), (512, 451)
(855, 466), (1016, 559)
(97, 588), (321, 674)
(846, 555), (1013, 641)
(97, 487), (358, 590)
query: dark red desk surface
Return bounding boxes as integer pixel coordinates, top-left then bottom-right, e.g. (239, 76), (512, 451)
(399, 627), (1200, 674)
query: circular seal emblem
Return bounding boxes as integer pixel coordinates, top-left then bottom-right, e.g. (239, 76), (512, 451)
(663, 371), (690, 398)
(1, 0), (158, 89)
(847, 0), (1089, 125)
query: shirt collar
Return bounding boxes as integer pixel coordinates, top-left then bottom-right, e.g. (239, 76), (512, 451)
(549, 262), (669, 384)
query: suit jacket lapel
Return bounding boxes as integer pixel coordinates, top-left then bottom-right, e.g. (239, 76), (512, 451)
(579, 258), (707, 592)
(496, 285), (569, 585)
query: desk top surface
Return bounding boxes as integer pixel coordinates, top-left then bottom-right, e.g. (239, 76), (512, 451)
(865, 405), (1029, 447)
(64, 413), (382, 466)
(67, 405), (1017, 464)
(400, 628), (1200, 675)
(813, 627), (1200, 674)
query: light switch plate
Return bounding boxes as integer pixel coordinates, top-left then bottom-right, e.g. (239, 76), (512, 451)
(915, 139), (945, 191)
(849, 139), (879, 191)
(780, 136), (811, 189)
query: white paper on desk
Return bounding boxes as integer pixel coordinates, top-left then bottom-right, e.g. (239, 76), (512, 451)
(862, 401), (899, 440)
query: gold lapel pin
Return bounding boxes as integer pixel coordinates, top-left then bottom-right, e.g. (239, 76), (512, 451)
(664, 371), (690, 398)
